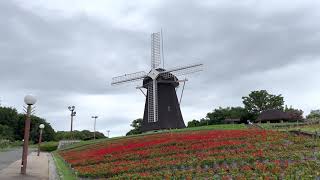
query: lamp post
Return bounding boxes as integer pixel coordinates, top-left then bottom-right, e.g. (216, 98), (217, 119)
(107, 130), (110, 138)
(21, 95), (36, 174)
(91, 116), (98, 140)
(37, 124), (45, 156)
(68, 106), (76, 132)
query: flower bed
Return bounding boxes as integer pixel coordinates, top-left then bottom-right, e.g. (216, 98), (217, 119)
(58, 130), (320, 179)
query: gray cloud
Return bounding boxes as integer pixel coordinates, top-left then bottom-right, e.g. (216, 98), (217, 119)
(1, 0), (320, 136)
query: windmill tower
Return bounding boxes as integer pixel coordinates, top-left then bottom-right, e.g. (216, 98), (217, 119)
(111, 32), (203, 132)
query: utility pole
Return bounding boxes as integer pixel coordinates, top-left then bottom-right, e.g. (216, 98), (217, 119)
(91, 116), (98, 140)
(107, 130), (110, 138)
(68, 106), (76, 132)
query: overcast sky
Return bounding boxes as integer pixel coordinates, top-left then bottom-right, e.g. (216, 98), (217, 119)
(1, 0), (320, 137)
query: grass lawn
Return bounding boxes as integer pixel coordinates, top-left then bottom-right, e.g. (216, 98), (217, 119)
(173, 124), (247, 132)
(52, 152), (77, 180)
(258, 122), (305, 129)
(287, 124), (320, 133)
(259, 123), (320, 134)
(57, 125), (320, 179)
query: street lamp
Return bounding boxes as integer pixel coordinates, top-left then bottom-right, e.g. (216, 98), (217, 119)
(106, 130), (110, 138)
(68, 106), (76, 132)
(21, 94), (37, 174)
(37, 124), (45, 156)
(91, 116), (98, 140)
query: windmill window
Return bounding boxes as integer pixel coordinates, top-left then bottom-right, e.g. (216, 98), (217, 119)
(168, 106), (171, 112)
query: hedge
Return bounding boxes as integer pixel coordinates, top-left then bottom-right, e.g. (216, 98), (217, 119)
(40, 141), (59, 152)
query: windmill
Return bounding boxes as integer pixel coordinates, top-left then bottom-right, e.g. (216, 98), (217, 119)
(111, 32), (203, 132)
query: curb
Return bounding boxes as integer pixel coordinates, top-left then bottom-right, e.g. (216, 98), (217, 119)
(48, 153), (59, 180)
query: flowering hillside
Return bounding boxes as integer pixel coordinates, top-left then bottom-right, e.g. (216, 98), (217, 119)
(58, 129), (320, 179)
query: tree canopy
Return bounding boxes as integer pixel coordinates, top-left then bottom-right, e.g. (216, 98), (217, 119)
(284, 105), (304, 121)
(0, 107), (18, 140)
(242, 90), (284, 116)
(55, 130), (106, 140)
(187, 107), (253, 127)
(187, 90), (303, 128)
(126, 118), (143, 136)
(0, 106), (56, 142)
(306, 109), (320, 119)
(206, 106), (252, 124)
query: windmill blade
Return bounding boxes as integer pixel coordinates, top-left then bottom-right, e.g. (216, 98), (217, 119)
(147, 80), (158, 123)
(111, 71), (147, 86)
(151, 32), (161, 69)
(161, 63), (203, 79)
(152, 79), (158, 123)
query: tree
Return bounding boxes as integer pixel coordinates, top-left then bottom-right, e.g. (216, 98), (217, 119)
(187, 106), (252, 127)
(55, 130), (106, 141)
(0, 107), (19, 139)
(206, 107), (226, 124)
(187, 118), (209, 127)
(0, 124), (14, 141)
(284, 105), (304, 121)
(187, 119), (200, 127)
(126, 118), (143, 136)
(206, 106), (251, 124)
(17, 114), (56, 143)
(306, 109), (320, 120)
(0, 106), (56, 142)
(242, 90), (284, 117)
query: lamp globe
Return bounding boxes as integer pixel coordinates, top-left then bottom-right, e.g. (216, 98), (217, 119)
(24, 95), (37, 105)
(39, 124), (45, 129)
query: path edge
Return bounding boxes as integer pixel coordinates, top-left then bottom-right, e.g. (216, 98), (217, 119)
(48, 153), (59, 180)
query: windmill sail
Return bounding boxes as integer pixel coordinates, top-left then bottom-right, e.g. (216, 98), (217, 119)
(147, 80), (158, 123)
(161, 63), (203, 79)
(111, 71), (147, 85)
(151, 32), (161, 69)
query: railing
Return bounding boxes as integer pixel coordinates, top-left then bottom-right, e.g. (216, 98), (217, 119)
(289, 129), (320, 138)
(58, 140), (81, 149)
(257, 119), (320, 129)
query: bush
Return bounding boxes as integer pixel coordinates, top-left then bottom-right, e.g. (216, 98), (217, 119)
(10, 140), (23, 147)
(55, 130), (106, 141)
(40, 141), (59, 152)
(0, 139), (23, 149)
(0, 124), (14, 141)
(0, 139), (10, 149)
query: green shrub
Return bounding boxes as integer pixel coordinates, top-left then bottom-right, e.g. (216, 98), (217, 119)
(11, 140), (23, 147)
(0, 139), (11, 149)
(0, 125), (14, 141)
(0, 139), (23, 149)
(40, 141), (59, 152)
(55, 130), (106, 141)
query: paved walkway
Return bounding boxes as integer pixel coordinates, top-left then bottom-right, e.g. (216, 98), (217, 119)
(0, 152), (50, 180)
(0, 148), (35, 171)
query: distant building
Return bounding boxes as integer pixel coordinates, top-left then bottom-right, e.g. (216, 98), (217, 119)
(224, 118), (241, 124)
(256, 109), (291, 123)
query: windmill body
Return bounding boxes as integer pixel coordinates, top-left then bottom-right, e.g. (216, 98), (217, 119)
(111, 32), (203, 132)
(141, 69), (185, 131)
